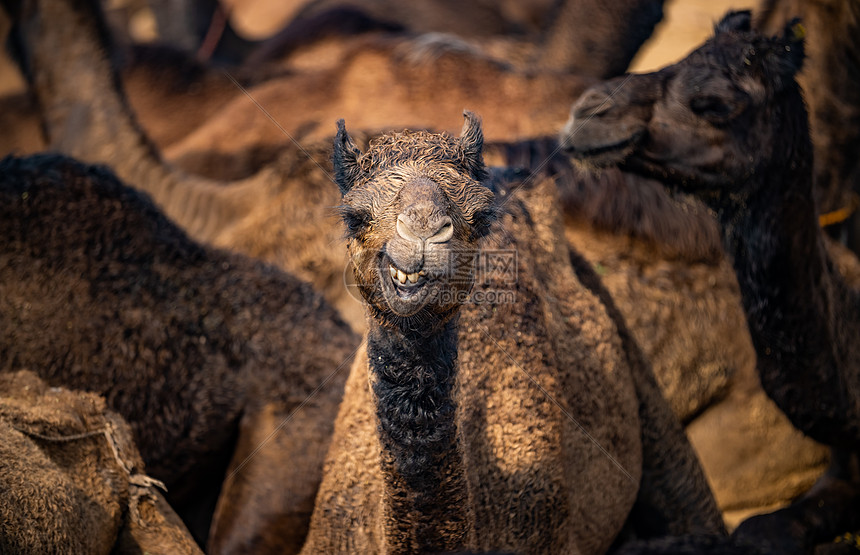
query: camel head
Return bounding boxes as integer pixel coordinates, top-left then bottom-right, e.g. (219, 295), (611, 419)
(333, 112), (497, 330)
(560, 10), (808, 198)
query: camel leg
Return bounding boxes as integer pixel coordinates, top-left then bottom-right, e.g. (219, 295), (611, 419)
(207, 393), (341, 555)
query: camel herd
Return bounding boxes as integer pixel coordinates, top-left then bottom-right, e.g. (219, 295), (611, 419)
(1, 0), (859, 553)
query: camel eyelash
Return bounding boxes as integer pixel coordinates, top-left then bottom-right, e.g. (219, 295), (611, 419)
(469, 207), (499, 237)
(339, 206), (372, 235)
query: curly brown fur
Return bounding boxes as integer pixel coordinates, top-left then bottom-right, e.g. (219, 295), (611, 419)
(0, 153), (358, 552)
(485, 136), (830, 524)
(301, 117), (724, 554)
(0, 370), (201, 555)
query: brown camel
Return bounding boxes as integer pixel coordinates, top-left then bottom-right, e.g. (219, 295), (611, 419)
(245, 0), (664, 79)
(136, 0), (668, 179)
(0, 150), (359, 554)
(4, 0), (371, 329)
(0, 370), (201, 554)
(300, 112), (724, 553)
(561, 10), (860, 551)
(1, 0), (664, 180)
(2, 0), (664, 324)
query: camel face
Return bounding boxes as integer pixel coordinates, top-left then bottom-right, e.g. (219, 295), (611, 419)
(561, 11), (806, 194)
(332, 113), (496, 325)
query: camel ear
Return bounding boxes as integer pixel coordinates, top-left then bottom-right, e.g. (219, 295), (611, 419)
(758, 18), (805, 92)
(457, 111), (487, 181)
(333, 119), (362, 195)
(776, 18), (805, 75)
(715, 10), (752, 34)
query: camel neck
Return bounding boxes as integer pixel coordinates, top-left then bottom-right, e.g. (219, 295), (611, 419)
(717, 166), (859, 446)
(367, 318), (470, 553)
(16, 1), (169, 184)
(535, 0), (664, 77)
(14, 0), (247, 243)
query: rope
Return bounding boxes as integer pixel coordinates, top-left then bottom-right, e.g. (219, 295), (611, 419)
(10, 421), (166, 490)
(10, 425), (107, 443)
(819, 193), (860, 228)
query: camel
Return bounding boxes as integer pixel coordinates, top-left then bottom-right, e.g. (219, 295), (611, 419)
(0, 370), (201, 554)
(756, 0), (860, 252)
(247, 0), (664, 79)
(4, 0), (372, 328)
(300, 112), (724, 553)
(560, 10), (860, 550)
(126, 0), (668, 179)
(142, 0), (658, 78)
(1, 0), (662, 322)
(2, 0), (664, 180)
(0, 151), (359, 553)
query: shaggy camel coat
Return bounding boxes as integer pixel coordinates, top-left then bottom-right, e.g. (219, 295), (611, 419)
(0, 370), (200, 554)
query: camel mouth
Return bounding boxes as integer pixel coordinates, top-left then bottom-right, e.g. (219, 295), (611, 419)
(378, 255), (435, 316)
(565, 132), (644, 167)
(387, 262), (430, 295)
(623, 154), (733, 192)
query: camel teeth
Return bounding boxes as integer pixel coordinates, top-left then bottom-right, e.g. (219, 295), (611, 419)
(397, 269), (407, 284)
(389, 266), (397, 280)
(418, 270), (427, 276)
(407, 272), (419, 283)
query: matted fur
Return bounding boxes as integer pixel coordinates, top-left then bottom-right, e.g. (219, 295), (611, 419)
(0, 370), (200, 554)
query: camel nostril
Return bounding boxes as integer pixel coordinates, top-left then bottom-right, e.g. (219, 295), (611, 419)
(396, 214), (453, 244)
(396, 214), (423, 243)
(427, 217), (453, 244)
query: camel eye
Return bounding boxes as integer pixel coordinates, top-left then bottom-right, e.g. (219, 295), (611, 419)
(690, 95), (737, 121)
(470, 207), (498, 238)
(340, 206), (372, 236)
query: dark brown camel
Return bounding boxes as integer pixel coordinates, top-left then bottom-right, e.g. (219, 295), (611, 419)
(301, 112), (724, 553)
(561, 11), (860, 551)
(0, 151), (358, 554)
